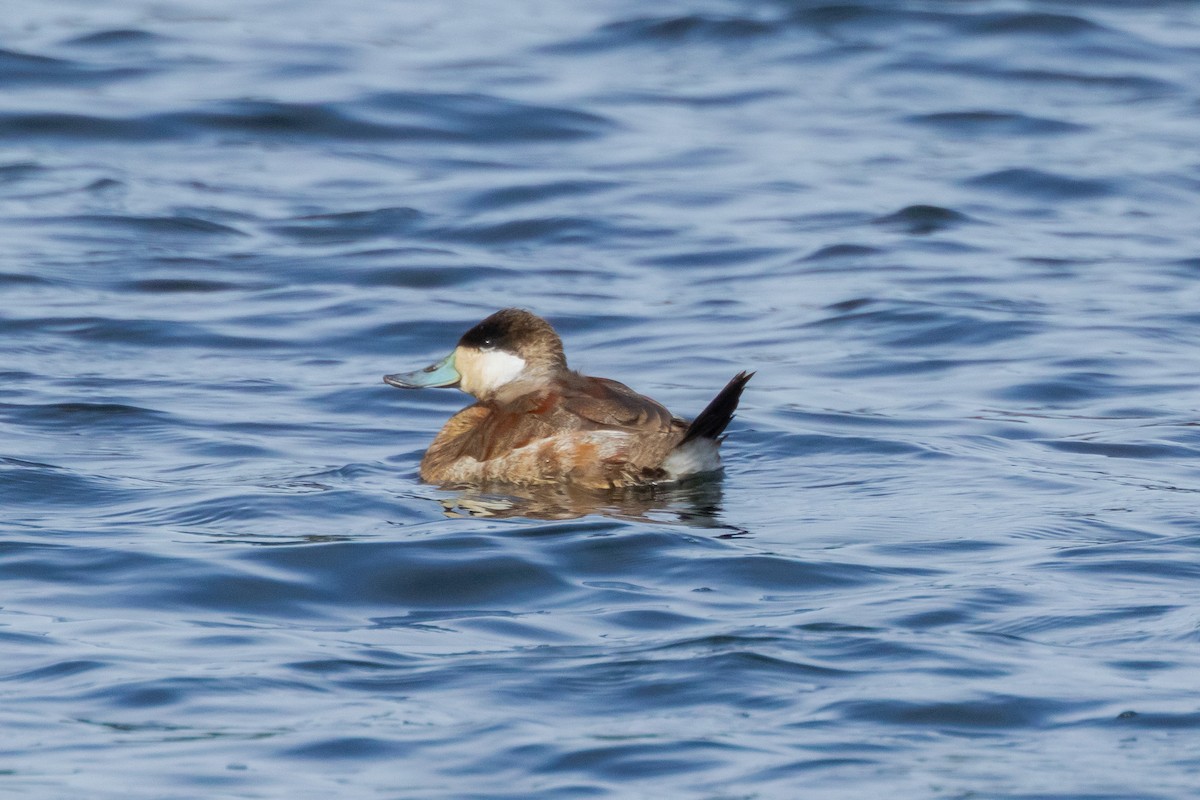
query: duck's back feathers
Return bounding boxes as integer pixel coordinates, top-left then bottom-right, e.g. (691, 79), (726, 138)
(558, 375), (681, 432)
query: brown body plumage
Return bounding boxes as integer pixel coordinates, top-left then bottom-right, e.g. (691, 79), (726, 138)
(384, 309), (751, 490)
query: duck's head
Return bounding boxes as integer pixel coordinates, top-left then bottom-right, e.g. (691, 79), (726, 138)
(384, 308), (567, 400)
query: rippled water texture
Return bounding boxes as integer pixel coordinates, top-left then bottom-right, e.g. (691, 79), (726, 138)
(4, 1), (1200, 797)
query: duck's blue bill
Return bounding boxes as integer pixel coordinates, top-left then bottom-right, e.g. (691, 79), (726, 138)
(384, 353), (461, 389)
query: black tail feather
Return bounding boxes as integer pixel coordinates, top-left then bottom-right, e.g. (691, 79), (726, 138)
(680, 371), (753, 445)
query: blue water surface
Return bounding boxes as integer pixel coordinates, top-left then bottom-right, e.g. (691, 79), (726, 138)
(3, 0), (1200, 797)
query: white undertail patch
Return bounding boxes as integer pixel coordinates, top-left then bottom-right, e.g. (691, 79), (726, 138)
(662, 438), (722, 480)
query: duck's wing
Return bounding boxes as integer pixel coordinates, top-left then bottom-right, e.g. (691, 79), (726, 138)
(556, 376), (682, 434)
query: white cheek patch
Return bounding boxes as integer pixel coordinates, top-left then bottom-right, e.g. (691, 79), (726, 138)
(462, 349), (527, 395)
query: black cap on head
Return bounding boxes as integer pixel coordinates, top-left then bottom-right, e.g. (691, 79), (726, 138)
(457, 308), (567, 370)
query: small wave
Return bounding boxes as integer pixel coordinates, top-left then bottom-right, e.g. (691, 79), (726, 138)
(643, 247), (786, 269)
(802, 244), (883, 262)
(158, 537), (575, 613)
(358, 91), (614, 142)
(268, 207), (422, 243)
(1, 401), (172, 434)
(0, 161), (48, 182)
(0, 93), (614, 145)
(787, 5), (955, 34)
(0, 272), (50, 287)
(0, 47), (145, 86)
(964, 168), (1115, 200)
(358, 263), (516, 289)
(120, 278), (241, 293)
(1056, 556), (1200, 584)
(462, 180), (616, 212)
(906, 111), (1086, 137)
(965, 11), (1111, 37)
(1111, 709), (1200, 730)
(562, 14), (779, 51)
(829, 694), (1091, 729)
(981, 605), (1177, 640)
(938, 63), (1176, 99)
(282, 736), (409, 760)
(426, 216), (614, 246)
(996, 372), (1124, 405)
(0, 112), (169, 141)
(809, 302), (1038, 351)
(22, 316), (280, 350)
(57, 213), (247, 238)
(873, 205), (976, 235)
(63, 29), (167, 48)
(668, 551), (894, 592)
(754, 430), (929, 460)
(4, 659), (108, 683)
(171, 100), (399, 140)
(1043, 440), (1199, 461)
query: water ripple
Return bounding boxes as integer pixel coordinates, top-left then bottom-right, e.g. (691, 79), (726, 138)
(906, 110), (1087, 137)
(0, 47), (148, 85)
(5, 1), (1200, 797)
(0, 93), (613, 145)
(965, 168), (1116, 200)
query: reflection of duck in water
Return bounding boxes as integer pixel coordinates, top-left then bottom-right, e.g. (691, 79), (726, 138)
(385, 308), (752, 490)
(436, 478), (742, 534)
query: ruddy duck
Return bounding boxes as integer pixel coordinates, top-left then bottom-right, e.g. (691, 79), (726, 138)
(384, 308), (752, 489)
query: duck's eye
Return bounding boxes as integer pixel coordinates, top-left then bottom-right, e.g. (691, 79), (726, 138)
(479, 337), (496, 351)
